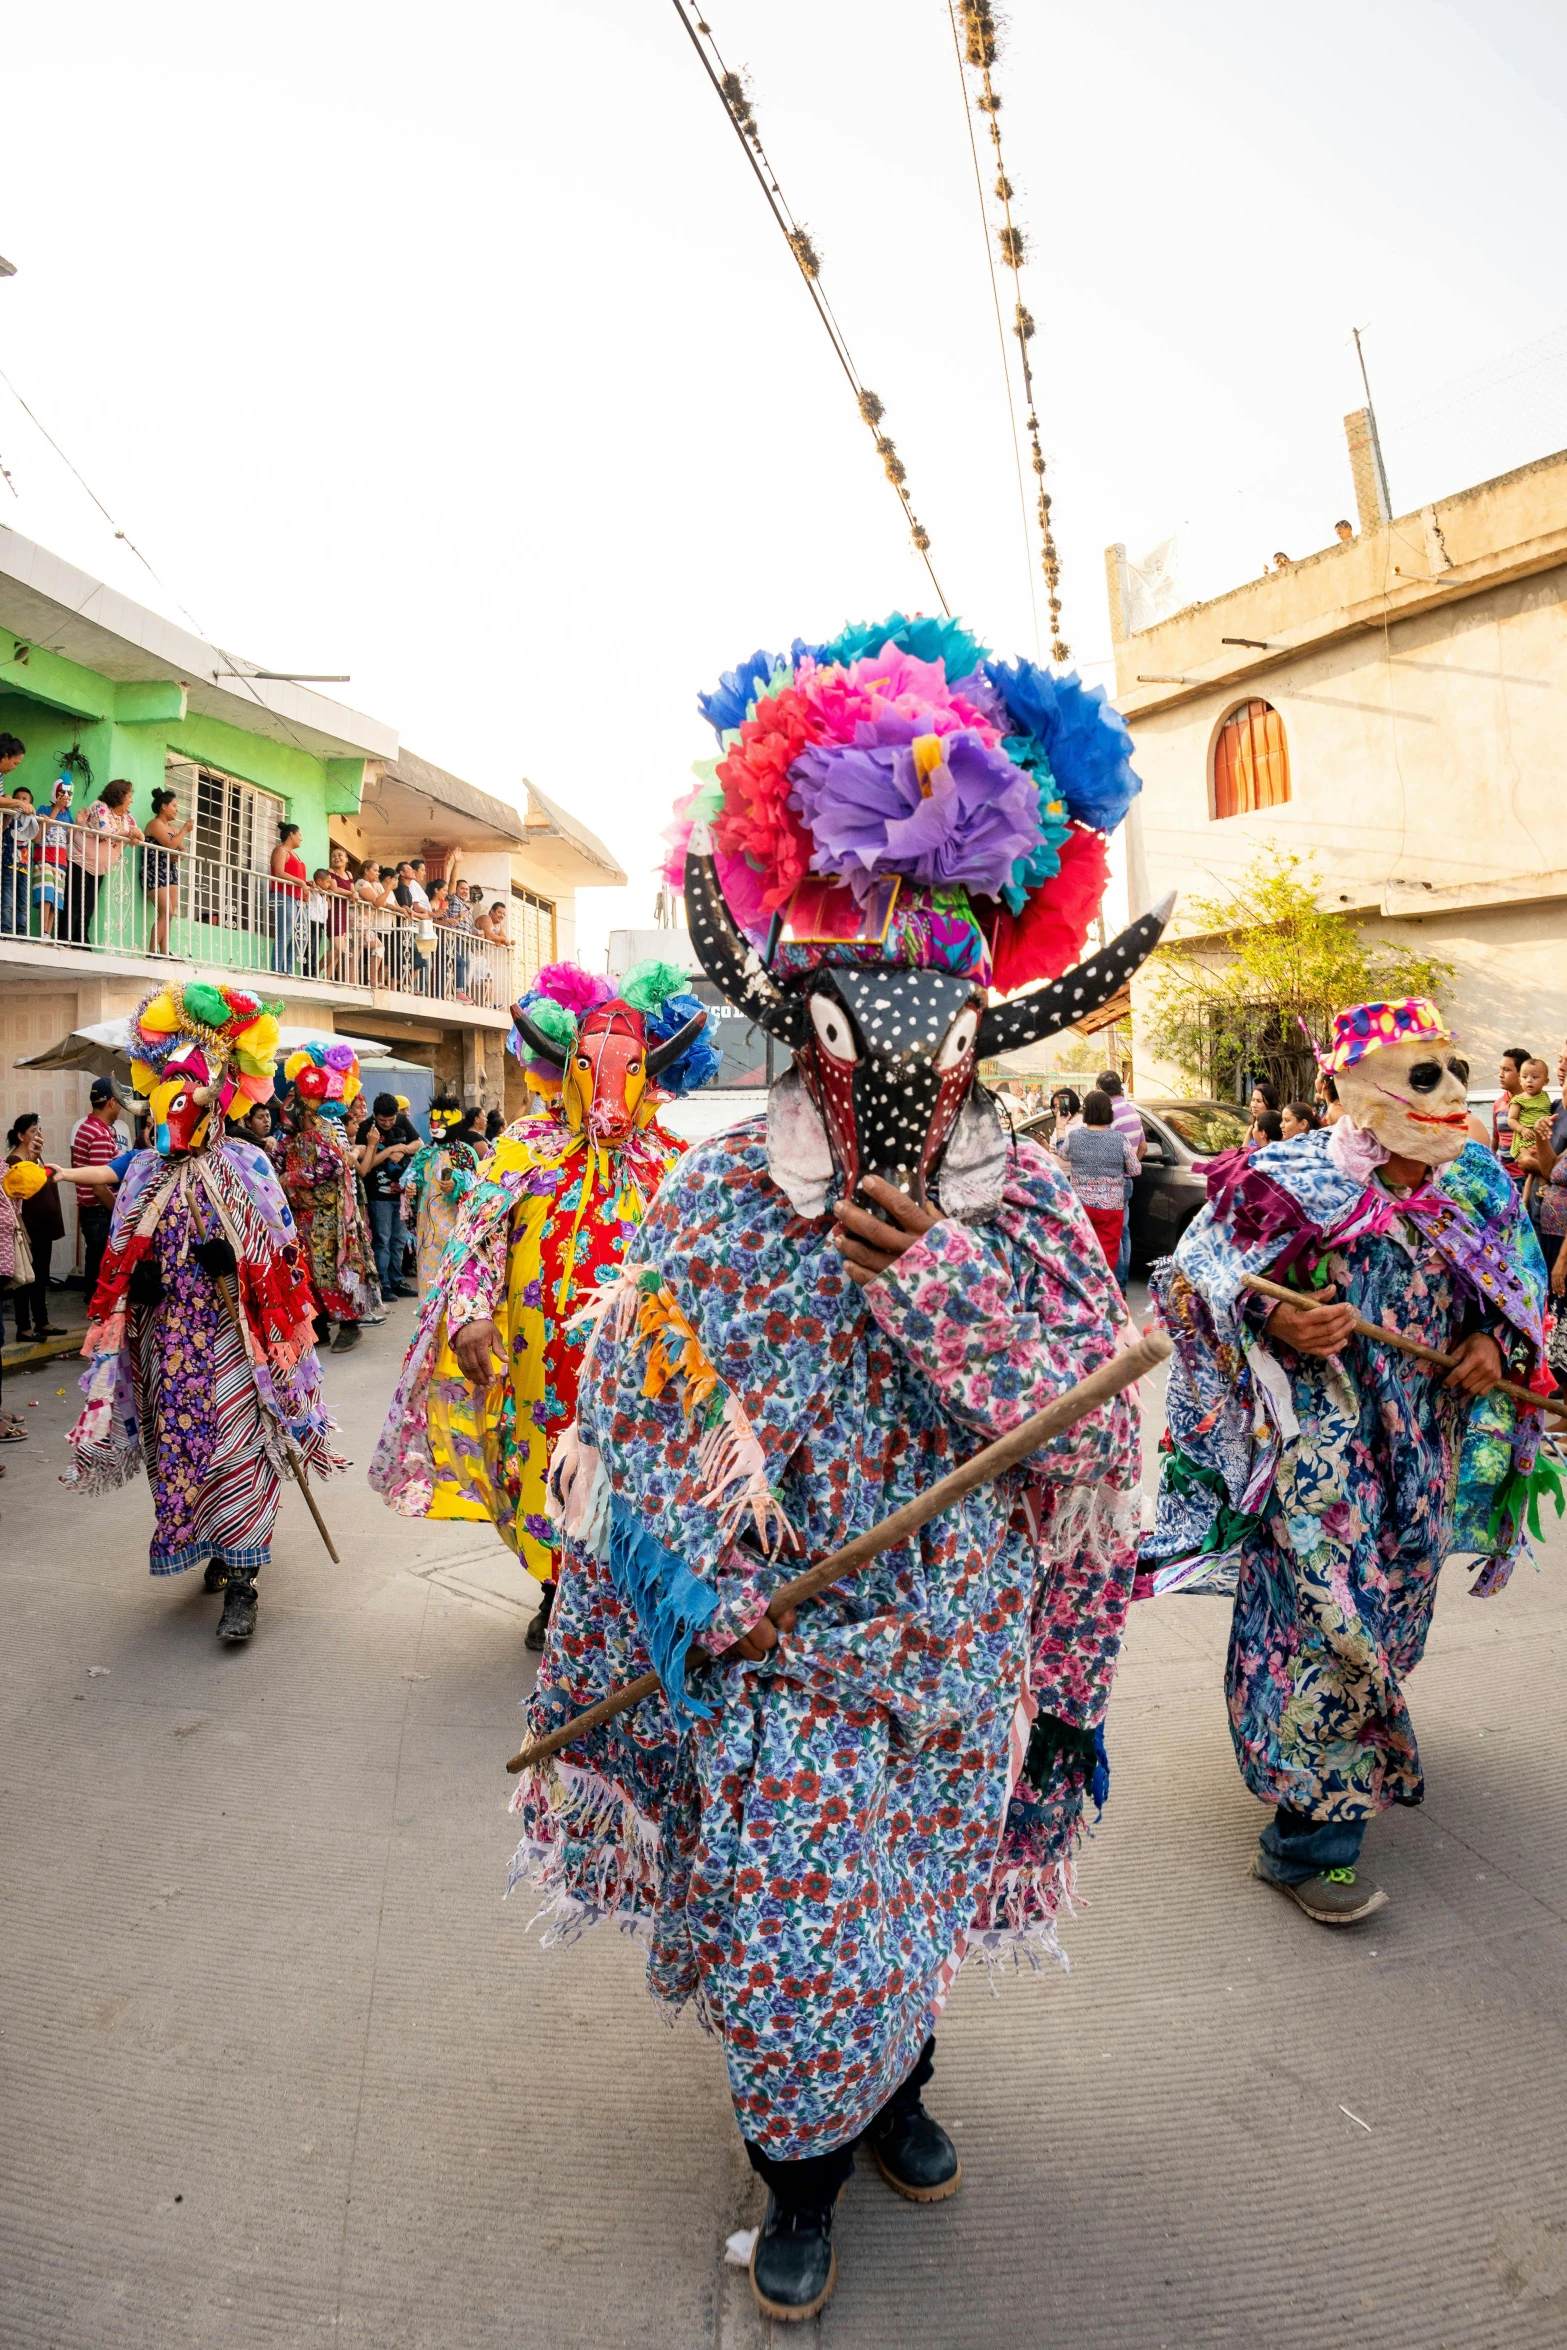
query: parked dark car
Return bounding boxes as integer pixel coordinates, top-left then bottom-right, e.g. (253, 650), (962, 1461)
(1017, 1097), (1251, 1272)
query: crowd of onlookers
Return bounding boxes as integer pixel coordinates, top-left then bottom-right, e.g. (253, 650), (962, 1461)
(266, 830), (512, 999)
(0, 1083), (504, 1351)
(0, 735), (511, 1003)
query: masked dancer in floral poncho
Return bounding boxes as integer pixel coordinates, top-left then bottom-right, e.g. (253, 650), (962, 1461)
(64, 981), (343, 1643)
(398, 1094), (481, 1297)
(1141, 998), (1556, 1928)
(276, 1042), (378, 1353)
(370, 959), (720, 1647)
(504, 614), (1174, 2323)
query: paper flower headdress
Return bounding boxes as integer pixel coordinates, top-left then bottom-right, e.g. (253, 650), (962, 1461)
(506, 959), (720, 1098)
(282, 1040), (363, 1120)
(662, 611), (1142, 991)
(129, 981), (283, 1118)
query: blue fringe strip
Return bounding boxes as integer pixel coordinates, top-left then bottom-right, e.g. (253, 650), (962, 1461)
(606, 1498), (721, 1733)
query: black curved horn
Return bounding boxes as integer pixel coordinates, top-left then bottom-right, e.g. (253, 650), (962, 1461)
(683, 827), (808, 1047)
(645, 1007), (710, 1078)
(511, 1007), (568, 1067)
(977, 891), (1177, 1058)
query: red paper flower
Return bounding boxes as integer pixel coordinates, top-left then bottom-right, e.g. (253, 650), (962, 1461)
(713, 687), (821, 915)
(989, 825), (1110, 990)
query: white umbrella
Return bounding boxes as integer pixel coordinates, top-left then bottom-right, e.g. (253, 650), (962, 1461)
(13, 1017), (387, 1080)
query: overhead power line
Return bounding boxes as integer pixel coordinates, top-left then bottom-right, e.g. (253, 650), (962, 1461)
(669, 0), (951, 615)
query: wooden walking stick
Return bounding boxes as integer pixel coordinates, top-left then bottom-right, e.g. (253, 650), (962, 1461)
(211, 1273), (342, 1564)
(1240, 1272), (1567, 1428)
(507, 1326), (1172, 1774)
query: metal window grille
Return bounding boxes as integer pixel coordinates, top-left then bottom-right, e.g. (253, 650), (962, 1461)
(164, 759), (284, 936)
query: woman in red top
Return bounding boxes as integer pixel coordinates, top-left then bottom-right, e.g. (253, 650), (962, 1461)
(269, 820), (307, 976)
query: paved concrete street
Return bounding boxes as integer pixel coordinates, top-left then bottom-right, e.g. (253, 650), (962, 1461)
(3, 1302), (1565, 2349)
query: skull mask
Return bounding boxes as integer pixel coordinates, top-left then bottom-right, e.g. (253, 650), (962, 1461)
(1334, 1038), (1471, 1166)
(680, 829), (1176, 1218)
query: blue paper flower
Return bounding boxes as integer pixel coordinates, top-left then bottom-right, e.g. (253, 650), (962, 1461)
(697, 650), (783, 742)
(1000, 740), (1073, 914)
(813, 611), (989, 682)
(982, 658), (1142, 834)
(646, 989), (722, 1096)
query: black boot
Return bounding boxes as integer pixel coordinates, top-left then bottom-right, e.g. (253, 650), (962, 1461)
(750, 2193), (837, 2323)
(331, 1320), (361, 1353)
(217, 1568), (258, 1643)
(525, 1577), (556, 1652)
(202, 1558), (228, 1594)
(869, 2099), (961, 2201)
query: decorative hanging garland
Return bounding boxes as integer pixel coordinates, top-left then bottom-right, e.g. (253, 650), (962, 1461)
(672, 1), (950, 609)
(954, 1), (1070, 660)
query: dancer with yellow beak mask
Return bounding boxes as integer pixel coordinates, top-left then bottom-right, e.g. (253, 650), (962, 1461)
(370, 960), (718, 1644)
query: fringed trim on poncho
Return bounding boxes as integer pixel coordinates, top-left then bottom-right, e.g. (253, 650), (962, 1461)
(507, 1757), (663, 1939)
(575, 1262), (798, 1555)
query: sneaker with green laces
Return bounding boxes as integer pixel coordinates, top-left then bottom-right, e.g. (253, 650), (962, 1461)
(1251, 1855), (1389, 1925)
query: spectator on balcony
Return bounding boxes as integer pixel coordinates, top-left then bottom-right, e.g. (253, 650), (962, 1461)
(268, 821), (308, 975)
(142, 786), (192, 957)
(306, 870), (336, 978)
(66, 777), (143, 947)
(1, 767), (33, 936)
(23, 777), (76, 940)
(436, 882), (473, 1000)
(354, 860), (392, 985)
(324, 847), (357, 981)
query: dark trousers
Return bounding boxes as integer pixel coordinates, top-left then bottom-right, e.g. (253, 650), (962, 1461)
(367, 1195), (401, 1296)
(1256, 1806), (1368, 1885)
(64, 865), (100, 945)
(745, 2035), (936, 2210)
(12, 1238), (51, 1336)
(79, 1204), (112, 1310)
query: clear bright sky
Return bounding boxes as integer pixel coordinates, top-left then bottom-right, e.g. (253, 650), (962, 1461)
(4, 0), (1565, 962)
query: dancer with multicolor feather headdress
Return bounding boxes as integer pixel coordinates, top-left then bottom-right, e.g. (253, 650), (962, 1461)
(64, 980), (343, 1643)
(276, 1040), (378, 1352)
(507, 612), (1173, 2322)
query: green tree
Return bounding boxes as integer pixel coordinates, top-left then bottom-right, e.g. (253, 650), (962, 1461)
(1145, 848), (1454, 1099)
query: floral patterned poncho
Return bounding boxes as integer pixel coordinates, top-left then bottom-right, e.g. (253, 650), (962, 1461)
(369, 1111), (683, 1584)
(510, 1124), (1141, 2163)
(278, 1115), (377, 1324)
(400, 1135), (480, 1296)
(1142, 1132), (1553, 1823)
(64, 1140), (343, 1570)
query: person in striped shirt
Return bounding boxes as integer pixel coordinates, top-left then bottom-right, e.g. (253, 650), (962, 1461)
(70, 1078), (127, 1304)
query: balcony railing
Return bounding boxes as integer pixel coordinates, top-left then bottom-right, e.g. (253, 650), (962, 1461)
(0, 811), (512, 1011)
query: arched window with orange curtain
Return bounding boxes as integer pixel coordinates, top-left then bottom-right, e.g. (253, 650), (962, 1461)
(1211, 700), (1290, 819)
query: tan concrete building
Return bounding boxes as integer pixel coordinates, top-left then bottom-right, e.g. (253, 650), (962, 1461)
(1108, 444), (1567, 1093)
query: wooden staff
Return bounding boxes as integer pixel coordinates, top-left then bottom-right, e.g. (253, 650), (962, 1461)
(506, 1326), (1172, 1774)
(1241, 1271), (1567, 1427)
(212, 1274), (342, 1564)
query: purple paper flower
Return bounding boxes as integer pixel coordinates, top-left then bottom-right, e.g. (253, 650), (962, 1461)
(322, 1043), (356, 1073)
(789, 727), (1041, 900)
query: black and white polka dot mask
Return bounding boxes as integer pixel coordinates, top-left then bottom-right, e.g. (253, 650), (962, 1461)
(793, 967), (981, 1207)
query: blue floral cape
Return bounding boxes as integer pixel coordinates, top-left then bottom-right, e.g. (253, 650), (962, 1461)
(1142, 1133), (1551, 1599)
